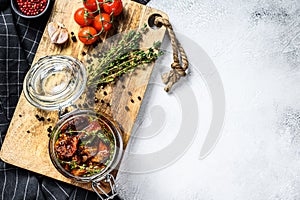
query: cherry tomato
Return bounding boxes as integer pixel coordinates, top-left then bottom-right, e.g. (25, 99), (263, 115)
(83, 0), (103, 12)
(92, 13), (112, 32)
(103, 0), (123, 16)
(74, 7), (94, 27)
(78, 26), (98, 45)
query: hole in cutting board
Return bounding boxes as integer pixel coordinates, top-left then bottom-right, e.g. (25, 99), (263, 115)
(148, 13), (163, 29)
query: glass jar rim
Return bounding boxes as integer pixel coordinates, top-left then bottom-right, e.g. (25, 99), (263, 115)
(23, 55), (87, 111)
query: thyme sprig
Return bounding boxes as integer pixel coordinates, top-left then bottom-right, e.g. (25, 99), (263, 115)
(86, 27), (163, 87)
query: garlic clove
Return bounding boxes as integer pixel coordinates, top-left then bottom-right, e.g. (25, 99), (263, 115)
(57, 29), (69, 44)
(48, 22), (58, 38)
(48, 22), (69, 44)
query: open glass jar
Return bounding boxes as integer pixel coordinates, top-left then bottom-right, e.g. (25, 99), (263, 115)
(23, 55), (123, 200)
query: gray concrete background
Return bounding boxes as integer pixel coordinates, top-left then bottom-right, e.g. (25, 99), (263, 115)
(116, 0), (300, 199)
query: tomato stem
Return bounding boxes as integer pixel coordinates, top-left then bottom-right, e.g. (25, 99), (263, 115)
(93, 0), (105, 36)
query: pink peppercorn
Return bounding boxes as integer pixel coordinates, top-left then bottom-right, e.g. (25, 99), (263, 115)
(17, 0), (47, 16)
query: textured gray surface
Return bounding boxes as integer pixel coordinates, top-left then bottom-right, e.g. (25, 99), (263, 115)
(116, 0), (300, 199)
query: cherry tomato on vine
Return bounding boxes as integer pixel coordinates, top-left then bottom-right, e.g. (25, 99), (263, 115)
(78, 26), (98, 45)
(74, 7), (94, 27)
(92, 13), (112, 32)
(103, 0), (123, 17)
(83, 0), (103, 12)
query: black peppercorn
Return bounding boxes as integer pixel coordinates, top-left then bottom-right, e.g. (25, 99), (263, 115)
(71, 36), (77, 42)
(125, 106), (129, 111)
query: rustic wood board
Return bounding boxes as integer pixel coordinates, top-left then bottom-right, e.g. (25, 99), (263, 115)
(0, 0), (167, 191)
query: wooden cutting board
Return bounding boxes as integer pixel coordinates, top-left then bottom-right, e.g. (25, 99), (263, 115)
(0, 0), (167, 191)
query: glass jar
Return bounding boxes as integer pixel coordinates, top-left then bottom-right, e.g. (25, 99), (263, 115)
(23, 55), (123, 200)
(23, 55), (87, 110)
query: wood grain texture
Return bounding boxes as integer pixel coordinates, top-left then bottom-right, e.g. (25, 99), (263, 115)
(0, 0), (167, 191)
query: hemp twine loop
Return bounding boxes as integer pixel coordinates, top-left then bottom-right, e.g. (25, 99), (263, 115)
(154, 16), (189, 92)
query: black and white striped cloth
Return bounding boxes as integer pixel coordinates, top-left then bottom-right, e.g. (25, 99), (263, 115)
(0, 0), (150, 199)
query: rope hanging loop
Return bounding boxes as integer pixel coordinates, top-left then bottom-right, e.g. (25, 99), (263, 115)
(154, 16), (189, 92)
